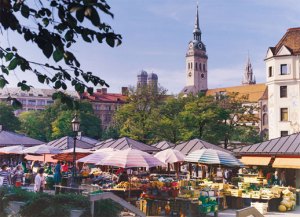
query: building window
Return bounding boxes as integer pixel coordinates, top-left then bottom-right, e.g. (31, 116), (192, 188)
(280, 108), (288, 121)
(199, 63), (202, 71)
(195, 63), (198, 70)
(191, 62), (193, 69)
(280, 86), (287, 98)
(188, 63), (190, 69)
(268, 66), (273, 77)
(203, 64), (206, 71)
(262, 114), (268, 125)
(36, 100), (45, 106)
(46, 100), (54, 105)
(280, 131), (288, 137)
(27, 100), (36, 106)
(280, 64), (288, 75)
(262, 105), (267, 112)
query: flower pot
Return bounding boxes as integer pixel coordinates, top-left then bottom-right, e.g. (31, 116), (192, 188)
(7, 201), (26, 215)
(70, 209), (84, 217)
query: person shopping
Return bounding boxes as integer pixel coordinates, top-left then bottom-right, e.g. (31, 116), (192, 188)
(34, 168), (45, 192)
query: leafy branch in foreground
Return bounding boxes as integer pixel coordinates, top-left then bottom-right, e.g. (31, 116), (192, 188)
(0, 0), (122, 95)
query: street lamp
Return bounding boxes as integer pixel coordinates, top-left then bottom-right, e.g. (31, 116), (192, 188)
(71, 114), (80, 187)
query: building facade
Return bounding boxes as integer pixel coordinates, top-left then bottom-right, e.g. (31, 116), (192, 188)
(265, 28), (300, 139)
(80, 88), (128, 129)
(181, 4), (208, 95)
(0, 88), (79, 115)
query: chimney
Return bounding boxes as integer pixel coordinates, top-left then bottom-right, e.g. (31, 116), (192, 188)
(101, 88), (107, 94)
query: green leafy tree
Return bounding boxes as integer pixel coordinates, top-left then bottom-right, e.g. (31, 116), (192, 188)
(19, 99), (101, 141)
(18, 111), (47, 141)
(215, 92), (261, 149)
(114, 86), (167, 143)
(0, 102), (20, 131)
(0, 0), (121, 100)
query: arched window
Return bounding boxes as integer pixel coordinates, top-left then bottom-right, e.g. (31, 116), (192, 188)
(203, 64), (206, 71)
(262, 105), (267, 112)
(199, 63), (202, 71)
(195, 63), (198, 70)
(191, 62), (193, 69)
(188, 63), (190, 69)
(263, 114), (268, 125)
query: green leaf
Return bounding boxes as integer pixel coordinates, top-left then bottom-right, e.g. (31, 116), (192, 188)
(76, 8), (84, 22)
(0, 78), (8, 88)
(21, 5), (30, 18)
(37, 75), (46, 83)
(53, 49), (64, 62)
(106, 36), (115, 47)
(42, 18), (49, 27)
(42, 43), (53, 58)
(8, 58), (18, 70)
(5, 53), (14, 62)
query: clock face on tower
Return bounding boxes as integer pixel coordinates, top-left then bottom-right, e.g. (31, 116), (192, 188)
(188, 72), (192, 77)
(201, 73), (205, 79)
(197, 42), (203, 49)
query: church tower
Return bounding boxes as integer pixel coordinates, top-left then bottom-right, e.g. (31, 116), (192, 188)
(242, 55), (256, 85)
(181, 3), (208, 95)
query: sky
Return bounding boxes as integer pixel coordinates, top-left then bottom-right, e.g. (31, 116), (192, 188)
(1, 0), (300, 94)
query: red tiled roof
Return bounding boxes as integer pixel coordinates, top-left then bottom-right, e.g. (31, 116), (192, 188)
(273, 27), (300, 55)
(81, 92), (127, 103)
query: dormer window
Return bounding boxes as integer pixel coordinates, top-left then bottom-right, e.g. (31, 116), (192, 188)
(280, 64), (288, 75)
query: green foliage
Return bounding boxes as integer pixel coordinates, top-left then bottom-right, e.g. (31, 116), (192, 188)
(113, 90), (262, 147)
(114, 86), (167, 143)
(0, 187), (10, 216)
(0, 0), (122, 94)
(19, 99), (101, 141)
(6, 187), (36, 202)
(0, 102), (21, 132)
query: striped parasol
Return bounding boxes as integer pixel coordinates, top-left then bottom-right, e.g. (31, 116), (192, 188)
(77, 151), (115, 164)
(185, 149), (243, 167)
(97, 148), (165, 168)
(154, 148), (185, 164)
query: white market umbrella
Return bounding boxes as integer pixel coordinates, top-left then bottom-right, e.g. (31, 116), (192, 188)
(77, 151), (115, 164)
(23, 144), (62, 155)
(154, 148), (185, 164)
(94, 148), (116, 153)
(23, 144), (62, 162)
(185, 149), (243, 167)
(97, 148), (165, 168)
(0, 145), (25, 154)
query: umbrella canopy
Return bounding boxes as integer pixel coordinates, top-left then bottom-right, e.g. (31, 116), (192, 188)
(23, 144), (62, 155)
(0, 145), (25, 154)
(77, 150), (117, 164)
(97, 148), (165, 168)
(25, 154), (57, 163)
(154, 149), (185, 164)
(52, 148), (92, 162)
(94, 148), (115, 153)
(185, 149), (243, 167)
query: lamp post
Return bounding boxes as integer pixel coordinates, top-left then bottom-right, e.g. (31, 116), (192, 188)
(71, 114), (80, 187)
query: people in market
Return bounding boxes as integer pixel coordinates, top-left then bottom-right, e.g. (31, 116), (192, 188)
(118, 171), (129, 183)
(13, 165), (24, 187)
(34, 168), (45, 193)
(0, 164), (11, 186)
(280, 170), (286, 186)
(21, 161), (28, 173)
(45, 163), (53, 175)
(61, 161), (69, 173)
(272, 170), (280, 185)
(224, 169), (232, 184)
(81, 163), (90, 176)
(53, 161), (62, 185)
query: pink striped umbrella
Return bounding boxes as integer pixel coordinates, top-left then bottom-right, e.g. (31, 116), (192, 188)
(96, 148), (165, 168)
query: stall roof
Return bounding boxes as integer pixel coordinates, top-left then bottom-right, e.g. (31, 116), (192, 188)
(151, 141), (176, 150)
(273, 157), (300, 169)
(45, 136), (95, 150)
(240, 156), (272, 166)
(0, 130), (43, 147)
(95, 137), (159, 153)
(233, 133), (300, 156)
(173, 139), (230, 155)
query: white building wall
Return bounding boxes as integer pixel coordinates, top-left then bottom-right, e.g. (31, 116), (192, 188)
(266, 54), (300, 139)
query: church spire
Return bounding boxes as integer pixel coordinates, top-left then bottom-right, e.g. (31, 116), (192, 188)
(193, 3), (201, 41)
(242, 54), (256, 85)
